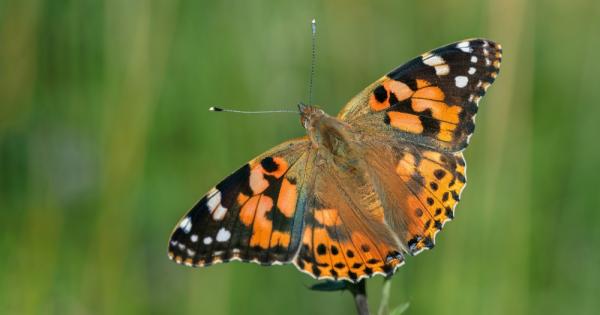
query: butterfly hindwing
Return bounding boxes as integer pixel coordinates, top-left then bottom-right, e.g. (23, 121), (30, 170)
(168, 138), (310, 266)
(387, 143), (467, 255)
(293, 149), (405, 282)
(339, 38), (502, 152)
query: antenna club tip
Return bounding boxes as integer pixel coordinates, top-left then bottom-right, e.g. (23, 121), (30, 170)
(209, 106), (222, 112)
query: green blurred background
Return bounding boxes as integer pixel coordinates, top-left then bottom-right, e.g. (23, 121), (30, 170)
(1, 0), (599, 314)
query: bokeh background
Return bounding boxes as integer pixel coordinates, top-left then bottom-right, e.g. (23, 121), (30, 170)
(2, 0), (600, 314)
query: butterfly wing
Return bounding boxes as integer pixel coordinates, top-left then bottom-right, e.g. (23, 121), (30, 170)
(293, 148), (405, 282)
(334, 39), (501, 256)
(338, 38), (502, 152)
(357, 140), (467, 255)
(288, 129), (468, 282)
(170, 135), (405, 282)
(168, 137), (311, 266)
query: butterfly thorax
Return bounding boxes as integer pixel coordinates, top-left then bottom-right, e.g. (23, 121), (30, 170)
(300, 104), (362, 175)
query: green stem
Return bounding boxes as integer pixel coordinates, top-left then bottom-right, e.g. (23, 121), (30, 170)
(377, 279), (392, 315)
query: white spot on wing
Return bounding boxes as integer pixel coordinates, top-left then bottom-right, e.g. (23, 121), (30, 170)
(190, 234), (198, 243)
(212, 205), (228, 221)
(423, 54), (449, 76)
(455, 76), (469, 88)
(468, 67), (476, 75)
(435, 65), (449, 76)
(206, 189), (222, 212)
(471, 56), (478, 63)
(179, 216), (192, 234)
(216, 228), (231, 242)
(423, 55), (445, 66)
(456, 41), (472, 53)
(457, 41), (470, 48)
(203, 236), (213, 245)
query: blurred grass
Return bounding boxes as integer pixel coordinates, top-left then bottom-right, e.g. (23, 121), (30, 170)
(1, 0), (600, 314)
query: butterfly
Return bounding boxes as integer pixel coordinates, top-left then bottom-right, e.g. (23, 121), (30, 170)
(168, 39), (502, 282)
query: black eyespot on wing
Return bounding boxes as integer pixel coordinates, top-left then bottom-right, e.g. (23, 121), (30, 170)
(260, 157), (279, 172)
(374, 85), (388, 103)
(317, 244), (327, 255)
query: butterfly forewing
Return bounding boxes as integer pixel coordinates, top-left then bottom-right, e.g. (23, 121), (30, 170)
(339, 39), (502, 152)
(168, 138), (310, 266)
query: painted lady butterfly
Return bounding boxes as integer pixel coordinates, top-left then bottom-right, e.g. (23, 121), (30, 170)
(168, 39), (502, 282)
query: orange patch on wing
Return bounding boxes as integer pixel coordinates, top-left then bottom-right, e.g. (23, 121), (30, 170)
(264, 157), (289, 178)
(370, 94), (390, 111)
(313, 227), (354, 278)
(387, 112), (424, 134)
(249, 167), (268, 194)
(406, 195), (424, 213)
(298, 227), (313, 271)
(396, 152), (416, 177)
(270, 230), (291, 248)
(350, 232), (386, 273)
(237, 192), (250, 205)
(249, 196), (274, 249)
(311, 228), (335, 277)
(416, 79), (431, 89)
(385, 80), (413, 101)
(411, 98), (462, 124)
(418, 159), (442, 180)
(314, 209), (340, 226)
(336, 240), (365, 274)
(240, 195), (260, 226)
(441, 105), (462, 124)
(370, 79), (415, 112)
(413, 86), (445, 101)
(399, 151), (469, 253)
(422, 150), (442, 162)
(296, 223), (403, 280)
(277, 178), (297, 217)
(437, 122), (457, 142)
(406, 195), (427, 234)
(301, 226), (312, 246)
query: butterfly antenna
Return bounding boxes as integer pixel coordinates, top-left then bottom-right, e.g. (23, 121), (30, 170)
(308, 18), (317, 106)
(209, 106), (296, 114)
(210, 20), (317, 115)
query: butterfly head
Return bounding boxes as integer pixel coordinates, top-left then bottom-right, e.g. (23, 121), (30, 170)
(298, 103), (325, 129)
(298, 102), (354, 154)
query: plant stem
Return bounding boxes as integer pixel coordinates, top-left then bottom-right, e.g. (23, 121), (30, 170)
(377, 278), (392, 315)
(349, 279), (369, 315)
